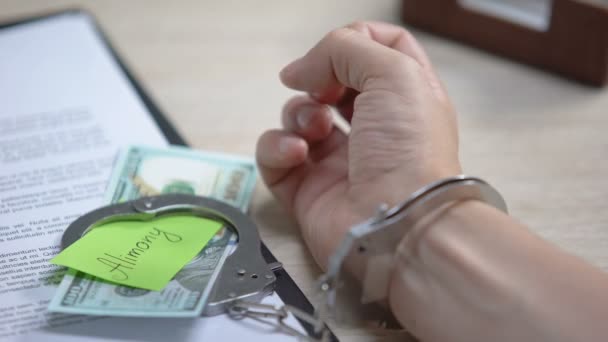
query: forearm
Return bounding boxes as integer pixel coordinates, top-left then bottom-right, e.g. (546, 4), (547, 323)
(389, 201), (608, 342)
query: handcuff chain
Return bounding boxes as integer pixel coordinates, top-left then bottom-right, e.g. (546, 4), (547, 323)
(228, 301), (331, 341)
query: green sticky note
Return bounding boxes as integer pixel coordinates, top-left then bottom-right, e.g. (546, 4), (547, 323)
(51, 215), (222, 291)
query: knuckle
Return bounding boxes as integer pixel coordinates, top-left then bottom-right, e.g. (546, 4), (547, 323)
(324, 27), (357, 44)
(345, 20), (369, 32)
(398, 27), (416, 44)
(364, 54), (424, 92)
(392, 54), (424, 78)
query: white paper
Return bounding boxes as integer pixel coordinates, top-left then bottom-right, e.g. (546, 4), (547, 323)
(459, 0), (553, 31)
(0, 12), (303, 341)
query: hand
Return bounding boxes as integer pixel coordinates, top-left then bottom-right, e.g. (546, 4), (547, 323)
(256, 21), (461, 269)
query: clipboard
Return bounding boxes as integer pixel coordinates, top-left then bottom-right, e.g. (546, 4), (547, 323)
(0, 9), (336, 341)
(402, 0), (608, 86)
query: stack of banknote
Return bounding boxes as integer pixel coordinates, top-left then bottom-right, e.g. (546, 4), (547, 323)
(48, 145), (257, 317)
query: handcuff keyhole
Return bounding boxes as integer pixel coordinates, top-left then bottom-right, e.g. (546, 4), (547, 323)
(251, 274), (258, 279)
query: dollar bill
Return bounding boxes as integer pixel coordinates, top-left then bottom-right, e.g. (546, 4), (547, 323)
(105, 145), (257, 211)
(48, 145), (257, 317)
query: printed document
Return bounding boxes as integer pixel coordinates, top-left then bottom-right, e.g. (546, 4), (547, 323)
(0, 12), (302, 341)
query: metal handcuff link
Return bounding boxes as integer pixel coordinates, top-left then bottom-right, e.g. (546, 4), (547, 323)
(61, 194), (328, 341)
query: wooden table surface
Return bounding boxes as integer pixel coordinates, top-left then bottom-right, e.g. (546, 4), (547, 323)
(2, 1), (608, 341)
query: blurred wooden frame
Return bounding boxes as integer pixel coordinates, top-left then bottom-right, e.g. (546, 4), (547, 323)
(401, 0), (608, 86)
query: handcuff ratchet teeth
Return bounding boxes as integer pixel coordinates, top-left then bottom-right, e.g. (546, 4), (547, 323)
(61, 194), (279, 316)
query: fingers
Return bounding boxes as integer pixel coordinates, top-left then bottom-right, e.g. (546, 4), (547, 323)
(348, 21), (449, 103)
(282, 95), (347, 161)
(280, 26), (408, 100)
(256, 130), (307, 185)
(256, 130), (309, 208)
(257, 95), (349, 210)
(280, 21), (448, 104)
(281, 96), (334, 142)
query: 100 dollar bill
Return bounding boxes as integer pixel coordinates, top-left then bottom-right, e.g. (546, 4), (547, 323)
(48, 145), (257, 317)
(105, 145), (256, 210)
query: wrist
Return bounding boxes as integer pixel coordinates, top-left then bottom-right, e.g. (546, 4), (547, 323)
(318, 175), (508, 333)
(386, 200), (512, 335)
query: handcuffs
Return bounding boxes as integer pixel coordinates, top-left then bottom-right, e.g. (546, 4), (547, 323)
(61, 194), (328, 340)
(61, 175), (506, 337)
(61, 194), (276, 315)
(317, 175), (508, 321)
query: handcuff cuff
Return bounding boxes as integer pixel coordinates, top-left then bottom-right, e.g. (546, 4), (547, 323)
(60, 175), (506, 339)
(317, 175), (508, 322)
(60, 194), (329, 341)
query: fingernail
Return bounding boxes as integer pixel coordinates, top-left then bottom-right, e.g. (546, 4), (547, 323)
(279, 136), (299, 155)
(296, 106), (315, 129)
